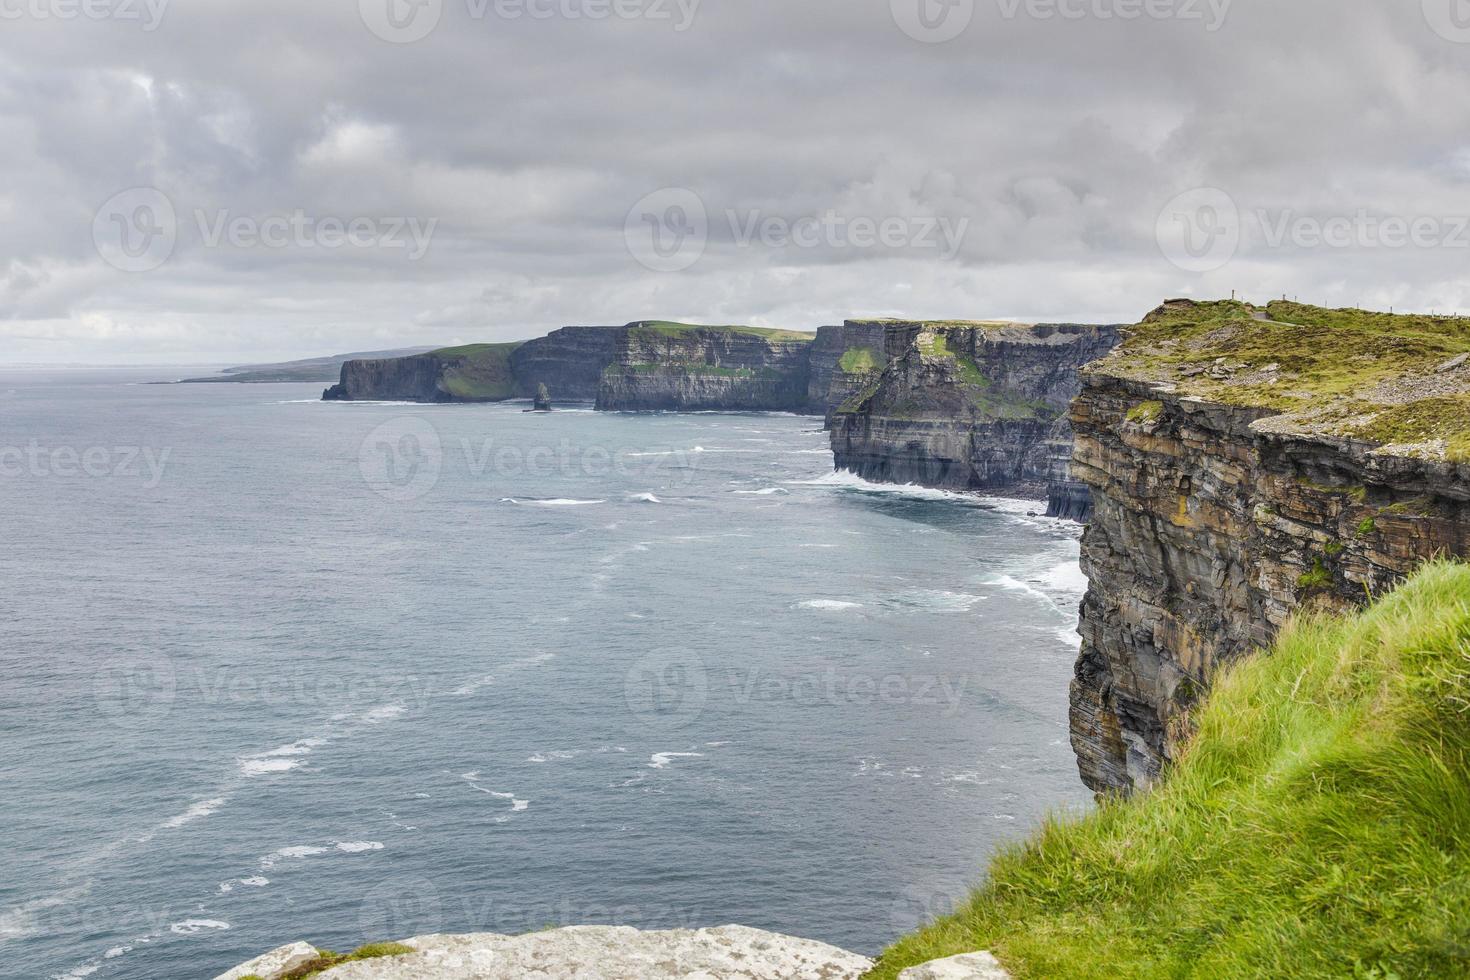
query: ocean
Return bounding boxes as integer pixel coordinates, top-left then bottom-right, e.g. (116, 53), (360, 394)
(0, 369), (1092, 979)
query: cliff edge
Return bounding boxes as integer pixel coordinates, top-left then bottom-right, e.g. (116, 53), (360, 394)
(1070, 299), (1470, 794)
(829, 320), (1121, 515)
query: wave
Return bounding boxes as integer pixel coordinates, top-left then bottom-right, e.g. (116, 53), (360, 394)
(649, 751), (704, 769)
(335, 841), (384, 853)
(501, 498), (606, 507)
(169, 919), (230, 935)
(162, 797), (227, 829)
(793, 470), (973, 502)
(796, 599), (864, 611)
(627, 492), (662, 503)
(732, 487), (789, 496)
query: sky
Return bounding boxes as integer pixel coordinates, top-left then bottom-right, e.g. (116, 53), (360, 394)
(4, 0), (1470, 363)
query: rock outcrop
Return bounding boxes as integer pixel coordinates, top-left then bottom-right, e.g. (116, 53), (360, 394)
(829, 321), (1122, 510)
(805, 320), (889, 422)
(508, 326), (623, 401)
(898, 951), (1012, 979)
(595, 322), (816, 412)
(1070, 299), (1470, 794)
(323, 344), (522, 403)
(214, 926), (873, 979)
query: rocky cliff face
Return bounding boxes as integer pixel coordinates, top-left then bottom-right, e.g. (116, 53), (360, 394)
(829, 321), (1121, 509)
(595, 322), (815, 412)
(508, 326), (622, 401)
(323, 344), (521, 403)
(1070, 299), (1470, 794)
(805, 320), (889, 422)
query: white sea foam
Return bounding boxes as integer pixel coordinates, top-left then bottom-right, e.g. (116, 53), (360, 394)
(794, 470), (969, 502)
(796, 599), (864, 611)
(259, 846), (329, 870)
(649, 752), (703, 769)
(628, 492), (662, 503)
(336, 841), (384, 853)
(163, 797), (227, 829)
(512, 800), (530, 811)
(506, 498), (606, 507)
(169, 919), (230, 935)
(361, 703), (406, 724)
(732, 487), (789, 496)
(237, 756), (301, 777)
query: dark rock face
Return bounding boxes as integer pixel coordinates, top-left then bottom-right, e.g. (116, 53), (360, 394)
(805, 321), (889, 422)
(508, 326), (622, 401)
(323, 344), (520, 403)
(1069, 372), (1470, 795)
(323, 352), (463, 402)
(595, 325), (814, 412)
(829, 322), (1122, 500)
(532, 383), (552, 412)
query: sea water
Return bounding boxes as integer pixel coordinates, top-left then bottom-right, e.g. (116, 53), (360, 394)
(0, 369), (1092, 978)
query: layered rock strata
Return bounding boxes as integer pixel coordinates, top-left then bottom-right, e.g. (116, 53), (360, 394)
(1070, 299), (1470, 794)
(829, 320), (1122, 509)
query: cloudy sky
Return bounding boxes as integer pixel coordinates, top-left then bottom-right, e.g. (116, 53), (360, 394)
(3, 0), (1470, 363)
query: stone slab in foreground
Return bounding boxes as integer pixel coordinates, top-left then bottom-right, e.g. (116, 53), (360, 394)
(214, 925), (873, 979)
(898, 950), (1012, 978)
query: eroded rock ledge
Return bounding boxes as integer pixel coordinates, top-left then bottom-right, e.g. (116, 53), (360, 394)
(1070, 299), (1470, 794)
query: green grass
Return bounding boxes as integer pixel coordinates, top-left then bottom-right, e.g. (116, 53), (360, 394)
(430, 342), (522, 401)
(1106, 299), (1470, 458)
(839, 346), (882, 374)
(276, 942), (416, 979)
(1127, 400), (1165, 424)
(867, 562), (1470, 979)
(627, 321), (816, 342)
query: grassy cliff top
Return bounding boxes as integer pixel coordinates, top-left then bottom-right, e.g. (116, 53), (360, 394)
(868, 561), (1470, 979)
(1095, 298), (1470, 460)
(626, 321), (816, 342)
(430, 341), (525, 359)
(427, 342), (522, 400)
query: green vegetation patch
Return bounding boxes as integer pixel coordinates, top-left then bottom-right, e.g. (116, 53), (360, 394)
(433, 342), (522, 401)
(277, 942), (415, 979)
(627, 321), (815, 342)
(1127, 400), (1165, 424)
(838, 346), (882, 374)
(1106, 299), (1470, 460)
(867, 562), (1470, 979)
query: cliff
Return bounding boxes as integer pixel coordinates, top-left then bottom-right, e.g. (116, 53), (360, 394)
(829, 321), (1122, 512)
(595, 321), (816, 412)
(323, 344), (521, 403)
(1070, 299), (1470, 794)
(321, 320), (885, 414)
(805, 320), (890, 422)
(508, 326), (622, 401)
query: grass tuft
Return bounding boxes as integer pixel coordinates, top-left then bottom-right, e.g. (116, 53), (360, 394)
(866, 562), (1470, 979)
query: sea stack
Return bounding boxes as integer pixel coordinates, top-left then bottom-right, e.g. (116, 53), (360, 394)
(533, 382), (553, 411)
